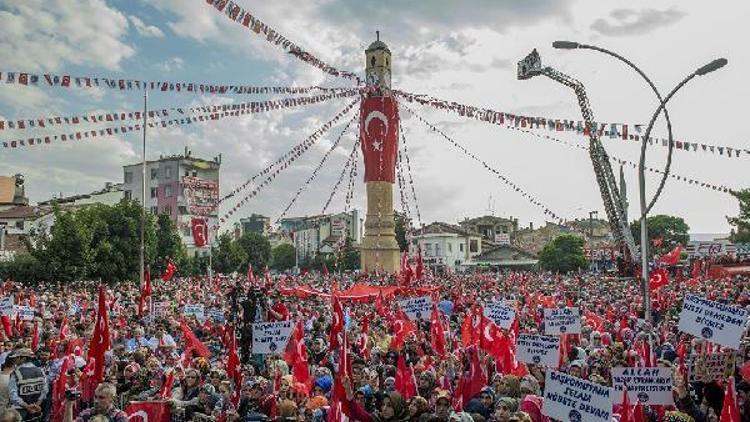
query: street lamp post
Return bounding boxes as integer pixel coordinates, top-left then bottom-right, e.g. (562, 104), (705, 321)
(553, 41), (727, 320)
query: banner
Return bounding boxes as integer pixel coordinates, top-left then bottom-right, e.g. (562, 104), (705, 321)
(398, 296), (432, 321)
(516, 334), (560, 367)
(125, 401), (171, 422)
(152, 302), (171, 317)
(207, 308), (225, 322)
(543, 370), (613, 422)
(687, 351), (736, 383)
(14, 305), (34, 320)
(360, 97), (399, 183)
(483, 302), (516, 329)
(0, 297), (13, 316)
(252, 320), (293, 354)
(544, 307), (581, 335)
(611, 367), (674, 406)
(183, 304), (205, 320)
(190, 218), (208, 247)
(686, 241), (737, 258)
(678, 294), (748, 350)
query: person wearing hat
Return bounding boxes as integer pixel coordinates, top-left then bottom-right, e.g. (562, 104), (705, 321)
(7, 348), (46, 420)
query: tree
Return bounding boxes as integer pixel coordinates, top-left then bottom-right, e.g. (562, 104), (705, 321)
(212, 233), (248, 274)
(630, 214), (690, 255)
(538, 234), (586, 273)
(728, 188), (750, 243)
(394, 211), (410, 252)
(0, 254), (44, 284)
(237, 232), (272, 272)
(27, 206), (92, 282)
(339, 237), (361, 271)
(271, 244), (296, 271)
(154, 214), (188, 274)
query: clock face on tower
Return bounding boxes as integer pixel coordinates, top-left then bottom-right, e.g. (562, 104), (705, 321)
(367, 72), (380, 86)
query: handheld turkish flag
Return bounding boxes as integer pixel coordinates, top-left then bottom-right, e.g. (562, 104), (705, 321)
(620, 386), (634, 422)
(247, 264), (256, 285)
(395, 354), (417, 399)
(226, 326), (241, 384)
(415, 247), (425, 280)
(649, 268), (670, 291)
(284, 320), (311, 386)
(400, 252), (413, 286)
(138, 266), (152, 317)
(51, 356), (70, 422)
(430, 302), (447, 357)
(31, 321), (39, 351)
(660, 244), (683, 266)
(720, 377), (740, 422)
(463, 346), (487, 405)
(322, 263), (330, 278)
(88, 286), (110, 390)
(180, 319), (211, 358)
(329, 293), (345, 350)
(161, 258), (176, 281)
(330, 326), (352, 419)
(125, 401), (171, 422)
(191, 218), (208, 247)
(159, 370), (175, 399)
(391, 310), (416, 351)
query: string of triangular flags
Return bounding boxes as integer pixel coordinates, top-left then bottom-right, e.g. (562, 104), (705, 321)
(401, 103), (566, 224)
(275, 110), (360, 224)
(216, 98), (360, 230)
(0, 89), (360, 133)
(205, 0), (359, 82)
(0, 70), (353, 95)
(395, 89), (749, 159)
(321, 137), (360, 214)
(0, 93), (358, 149)
(398, 117), (423, 228)
(507, 124), (736, 194)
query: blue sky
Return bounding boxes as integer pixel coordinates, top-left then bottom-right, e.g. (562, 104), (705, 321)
(0, 0), (748, 234)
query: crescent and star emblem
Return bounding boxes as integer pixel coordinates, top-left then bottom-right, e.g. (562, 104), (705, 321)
(364, 111), (388, 137)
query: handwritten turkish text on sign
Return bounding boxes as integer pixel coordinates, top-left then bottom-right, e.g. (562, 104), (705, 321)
(207, 308), (225, 322)
(543, 370), (612, 422)
(611, 367), (674, 406)
(483, 302), (516, 329)
(544, 307), (581, 335)
(516, 334), (560, 367)
(14, 305), (34, 320)
(183, 304), (205, 320)
(687, 351), (736, 383)
(152, 302), (171, 317)
(0, 297), (13, 316)
(252, 320), (293, 354)
(398, 296), (432, 321)
(678, 294), (748, 350)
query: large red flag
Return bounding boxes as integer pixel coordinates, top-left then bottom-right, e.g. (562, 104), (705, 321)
(430, 302), (446, 357)
(247, 264), (256, 285)
(660, 245), (683, 266)
(395, 354), (417, 399)
(463, 346), (487, 405)
(620, 386), (634, 422)
(161, 258), (176, 281)
(190, 218), (208, 247)
(51, 357), (71, 422)
(138, 266), (152, 317)
(226, 326), (241, 384)
(180, 320), (211, 358)
(88, 285), (110, 390)
(720, 377), (740, 422)
(329, 293), (344, 350)
(391, 311), (416, 351)
(159, 370), (175, 399)
(125, 402), (171, 422)
(415, 247), (425, 280)
(284, 321), (310, 386)
(400, 252), (413, 286)
(649, 268), (670, 291)
(330, 326), (352, 419)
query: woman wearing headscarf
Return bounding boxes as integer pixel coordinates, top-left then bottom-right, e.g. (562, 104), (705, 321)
(343, 375), (410, 422)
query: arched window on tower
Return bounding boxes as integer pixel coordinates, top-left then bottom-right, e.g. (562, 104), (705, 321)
(370, 56), (376, 67)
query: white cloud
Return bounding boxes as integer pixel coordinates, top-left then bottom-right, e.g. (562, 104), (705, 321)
(129, 15), (165, 38)
(157, 57), (184, 72)
(0, 0), (135, 71)
(590, 8), (686, 37)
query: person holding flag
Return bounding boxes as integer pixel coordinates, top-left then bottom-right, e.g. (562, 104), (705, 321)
(63, 383), (126, 422)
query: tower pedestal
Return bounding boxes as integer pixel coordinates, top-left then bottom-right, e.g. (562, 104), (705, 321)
(360, 181), (400, 273)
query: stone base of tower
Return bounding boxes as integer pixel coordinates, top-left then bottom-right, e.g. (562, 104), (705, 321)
(360, 181), (400, 274)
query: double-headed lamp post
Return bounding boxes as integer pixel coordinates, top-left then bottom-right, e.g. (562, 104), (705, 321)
(553, 41), (727, 321)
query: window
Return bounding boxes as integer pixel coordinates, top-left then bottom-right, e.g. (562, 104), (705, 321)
(165, 167), (172, 179)
(460, 243), (464, 252)
(178, 206), (187, 215)
(150, 168), (158, 180)
(150, 206), (158, 215)
(469, 239), (478, 253)
(435, 243), (441, 256)
(150, 187), (158, 198)
(165, 185), (173, 197)
(425, 243), (432, 256)
(15, 221), (24, 230)
(192, 170), (198, 177)
(163, 205), (172, 215)
(124, 190), (132, 200)
(448, 243), (452, 253)
(124, 171), (133, 183)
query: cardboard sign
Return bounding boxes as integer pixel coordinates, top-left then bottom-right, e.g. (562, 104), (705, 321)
(252, 320), (293, 354)
(687, 351), (736, 383)
(678, 294), (748, 350)
(543, 370), (613, 422)
(611, 367), (674, 406)
(183, 304), (205, 320)
(0, 297), (14, 316)
(398, 296), (432, 321)
(152, 302), (171, 317)
(207, 308), (225, 322)
(483, 302), (516, 329)
(544, 307), (581, 335)
(14, 305), (34, 320)
(516, 334), (560, 367)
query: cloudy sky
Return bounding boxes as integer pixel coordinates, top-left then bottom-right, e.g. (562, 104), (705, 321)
(0, 0), (747, 236)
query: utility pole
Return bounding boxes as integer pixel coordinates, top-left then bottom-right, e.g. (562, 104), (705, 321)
(139, 88), (148, 288)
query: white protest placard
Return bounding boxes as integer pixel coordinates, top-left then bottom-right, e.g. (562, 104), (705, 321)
(544, 307), (581, 335)
(398, 296), (432, 321)
(516, 334), (560, 367)
(483, 302), (516, 329)
(678, 294), (748, 350)
(152, 302), (171, 317)
(252, 320), (293, 354)
(611, 367), (674, 406)
(14, 305), (34, 320)
(543, 370), (613, 422)
(687, 351), (736, 383)
(0, 297), (14, 316)
(183, 304), (205, 320)
(207, 308), (225, 322)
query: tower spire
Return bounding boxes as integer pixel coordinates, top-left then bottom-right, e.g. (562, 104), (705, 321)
(376, 30), (380, 41)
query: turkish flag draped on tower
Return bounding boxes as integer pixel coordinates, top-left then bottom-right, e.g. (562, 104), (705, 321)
(360, 97), (399, 183)
(88, 286), (110, 390)
(191, 218), (208, 247)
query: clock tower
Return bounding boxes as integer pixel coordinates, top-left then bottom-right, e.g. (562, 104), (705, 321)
(365, 31), (391, 93)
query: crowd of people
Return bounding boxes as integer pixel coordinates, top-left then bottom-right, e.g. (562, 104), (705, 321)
(0, 262), (748, 422)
